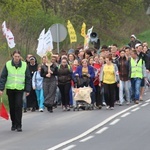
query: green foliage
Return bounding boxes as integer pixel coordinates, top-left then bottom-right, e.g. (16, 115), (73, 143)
(138, 30), (150, 46)
(0, 0), (150, 109)
(0, 0), (149, 57)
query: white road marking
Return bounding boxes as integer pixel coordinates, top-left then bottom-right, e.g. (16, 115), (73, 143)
(145, 99), (150, 102)
(62, 145), (76, 150)
(79, 136), (94, 142)
(46, 104), (139, 150)
(96, 127), (108, 134)
(109, 119), (120, 125)
(131, 107), (140, 112)
(121, 112), (131, 118)
(141, 103), (149, 107)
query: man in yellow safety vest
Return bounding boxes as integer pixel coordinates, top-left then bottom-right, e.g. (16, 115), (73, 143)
(130, 50), (146, 104)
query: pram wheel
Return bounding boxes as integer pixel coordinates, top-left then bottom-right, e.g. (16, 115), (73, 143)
(85, 105), (89, 110)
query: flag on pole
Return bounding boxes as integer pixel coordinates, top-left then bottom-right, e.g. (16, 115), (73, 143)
(81, 22), (86, 38)
(67, 20), (77, 43)
(84, 26), (93, 50)
(0, 99), (9, 120)
(36, 28), (53, 57)
(44, 29), (53, 52)
(37, 28), (45, 57)
(2, 21), (16, 49)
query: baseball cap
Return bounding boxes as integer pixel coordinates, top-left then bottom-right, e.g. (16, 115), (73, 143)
(135, 43), (142, 48)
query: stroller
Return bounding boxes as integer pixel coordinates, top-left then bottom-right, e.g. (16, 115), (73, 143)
(73, 74), (94, 111)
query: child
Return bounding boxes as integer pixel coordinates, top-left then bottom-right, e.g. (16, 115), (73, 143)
(32, 64), (44, 112)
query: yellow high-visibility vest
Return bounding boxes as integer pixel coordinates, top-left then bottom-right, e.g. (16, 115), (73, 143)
(5, 60), (26, 90)
(130, 58), (143, 79)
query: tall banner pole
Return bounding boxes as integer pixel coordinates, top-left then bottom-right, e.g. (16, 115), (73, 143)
(56, 24), (60, 53)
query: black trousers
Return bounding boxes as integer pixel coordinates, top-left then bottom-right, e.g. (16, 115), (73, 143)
(26, 88), (37, 108)
(6, 89), (24, 127)
(103, 83), (116, 107)
(94, 85), (102, 106)
(58, 83), (71, 106)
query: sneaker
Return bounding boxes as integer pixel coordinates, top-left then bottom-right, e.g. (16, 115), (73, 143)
(119, 102), (123, 106)
(66, 106), (70, 111)
(39, 108), (43, 112)
(135, 100), (139, 104)
(126, 102), (130, 105)
(102, 102), (106, 106)
(98, 105), (102, 109)
(106, 106), (110, 110)
(110, 107), (114, 110)
(62, 106), (66, 111)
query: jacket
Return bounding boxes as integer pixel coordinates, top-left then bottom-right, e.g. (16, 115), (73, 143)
(117, 56), (130, 81)
(40, 63), (58, 82)
(57, 64), (72, 84)
(32, 71), (43, 90)
(73, 65), (95, 91)
(0, 59), (31, 92)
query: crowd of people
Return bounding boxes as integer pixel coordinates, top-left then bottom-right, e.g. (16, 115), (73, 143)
(0, 34), (150, 131)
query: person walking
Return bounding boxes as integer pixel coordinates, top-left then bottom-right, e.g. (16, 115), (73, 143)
(129, 50), (146, 104)
(100, 55), (120, 110)
(117, 49), (130, 105)
(32, 64), (44, 112)
(26, 56), (38, 111)
(0, 50), (31, 132)
(93, 54), (102, 109)
(40, 56), (58, 113)
(57, 58), (73, 111)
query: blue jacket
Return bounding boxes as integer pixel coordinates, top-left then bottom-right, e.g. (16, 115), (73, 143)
(73, 65), (95, 91)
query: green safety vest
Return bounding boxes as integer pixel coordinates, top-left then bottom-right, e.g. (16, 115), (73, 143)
(58, 64), (71, 70)
(130, 58), (143, 79)
(5, 60), (26, 90)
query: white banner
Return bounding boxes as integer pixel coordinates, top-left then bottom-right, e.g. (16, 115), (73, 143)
(37, 28), (45, 57)
(84, 26), (93, 50)
(36, 28), (53, 57)
(44, 28), (53, 51)
(2, 21), (7, 36)
(2, 21), (16, 49)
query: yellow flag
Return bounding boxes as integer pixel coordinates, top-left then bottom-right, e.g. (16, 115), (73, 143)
(67, 20), (77, 43)
(81, 22), (86, 38)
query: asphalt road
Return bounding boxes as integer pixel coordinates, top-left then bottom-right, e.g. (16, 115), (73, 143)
(0, 88), (150, 150)
(62, 99), (150, 150)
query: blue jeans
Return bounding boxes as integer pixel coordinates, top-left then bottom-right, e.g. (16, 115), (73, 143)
(128, 80), (132, 101)
(69, 88), (73, 105)
(131, 78), (142, 101)
(35, 89), (44, 109)
(119, 80), (130, 104)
